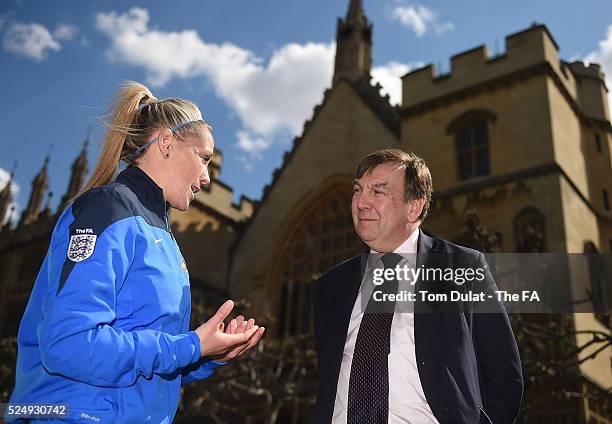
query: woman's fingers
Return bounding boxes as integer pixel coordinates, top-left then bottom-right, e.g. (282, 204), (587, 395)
(211, 300), (234, 326)
(223, 325), (258, 346)
(234, 315), (245, 327)
(226, 326), (265, 360)
(237, 327), (265, 357)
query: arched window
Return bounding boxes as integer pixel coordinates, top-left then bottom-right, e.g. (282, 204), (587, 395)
(447, 110), (496, 181)
(277, 188), (364, 337)
(583, 241), (611, 328)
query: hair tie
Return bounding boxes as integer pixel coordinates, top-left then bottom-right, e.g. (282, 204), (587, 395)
(137, 100), (149, 111)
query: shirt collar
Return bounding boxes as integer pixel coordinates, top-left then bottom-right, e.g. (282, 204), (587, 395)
(365, 227), (420, 272)
(369, 227), (420, 255)
(115, 166), (167, 219)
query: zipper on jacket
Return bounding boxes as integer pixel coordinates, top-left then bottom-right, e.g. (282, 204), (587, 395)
(163, 203), (175, 240)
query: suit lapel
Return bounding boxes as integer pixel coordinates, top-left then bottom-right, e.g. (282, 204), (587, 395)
(415, 229), (445, 333)
(339, 253), (367, 330)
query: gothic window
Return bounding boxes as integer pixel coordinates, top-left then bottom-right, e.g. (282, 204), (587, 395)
(583, 241), (611, 328)
(595, 132), (602, 153)
(278, 189), (364, 337)
(447, 110), (496, 181)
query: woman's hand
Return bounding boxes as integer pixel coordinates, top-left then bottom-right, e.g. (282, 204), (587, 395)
(193, 300), (265, 360)
(211, 313), (265, 361)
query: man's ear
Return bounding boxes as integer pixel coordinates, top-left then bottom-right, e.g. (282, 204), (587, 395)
(408, 197), (425, 223)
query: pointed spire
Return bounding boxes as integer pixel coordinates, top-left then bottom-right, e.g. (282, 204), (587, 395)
(21, 153), (50, 225)
(61, 129), (90, 207)
(75, 130), (89, 168)
(333, 0), (373, 84)
(347, 0), (364, 24)
(43, 191), (54, 216)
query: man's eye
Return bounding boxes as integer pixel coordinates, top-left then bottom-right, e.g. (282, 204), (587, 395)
(352, 187), (360, 193)
(374, 190), (385, 195)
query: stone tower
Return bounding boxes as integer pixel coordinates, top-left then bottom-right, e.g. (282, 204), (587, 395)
(60, 133), (89, 207)
(21, 155), (49, 225)
(333, 0), (372, 84)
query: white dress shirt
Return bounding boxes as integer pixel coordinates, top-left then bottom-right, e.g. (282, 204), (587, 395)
(332, 228), (439, 424)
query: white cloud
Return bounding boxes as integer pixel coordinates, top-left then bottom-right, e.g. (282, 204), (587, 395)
(0, 167), (20, 225)
(53, 23), (78, 41)
(95, 8), (418, 161)
(236, 130), (272, 159)
(390, 4), (454, 37)
(3, 22), (61, 61)
(585, 25), (612, 109)
(2, 21), (78, 61)
(95, 8), (335, 159)
(372, 61), (423, 106)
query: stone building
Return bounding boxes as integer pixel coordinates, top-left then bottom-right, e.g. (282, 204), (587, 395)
(0, 0), (610, 421)
(226, 1), (612, 420)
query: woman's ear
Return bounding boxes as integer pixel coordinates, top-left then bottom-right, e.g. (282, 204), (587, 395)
(157, 128), (173, 157)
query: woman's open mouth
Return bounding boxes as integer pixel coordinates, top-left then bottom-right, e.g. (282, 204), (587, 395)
(190, 185), (200, 200)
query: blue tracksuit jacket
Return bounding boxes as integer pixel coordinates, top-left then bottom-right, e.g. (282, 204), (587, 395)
(7, 165), (223, 423)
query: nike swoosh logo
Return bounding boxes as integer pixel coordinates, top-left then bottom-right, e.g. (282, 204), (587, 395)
(154, 239), (163, 244)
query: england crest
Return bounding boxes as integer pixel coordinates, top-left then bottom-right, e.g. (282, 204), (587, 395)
(67, 234), (97, 262)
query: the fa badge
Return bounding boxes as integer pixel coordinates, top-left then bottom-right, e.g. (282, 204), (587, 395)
(181, 256), (188, 273)
(67, 234), (97, 262)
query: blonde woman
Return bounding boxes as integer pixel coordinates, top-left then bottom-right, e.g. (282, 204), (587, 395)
(7, 82), (265, 423)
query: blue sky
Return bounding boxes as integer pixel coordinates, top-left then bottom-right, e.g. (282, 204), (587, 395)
(2, 0), (612, 222)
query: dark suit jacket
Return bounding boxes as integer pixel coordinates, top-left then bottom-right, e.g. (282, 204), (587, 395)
(313, 230), (523, 424)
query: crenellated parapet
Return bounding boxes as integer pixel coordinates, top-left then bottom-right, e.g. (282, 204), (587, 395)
(400, 24), (607, 118)
(567, 61), (609, 120)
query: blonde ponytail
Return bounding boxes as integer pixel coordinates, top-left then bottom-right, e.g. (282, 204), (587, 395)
(75, 81), (155, 200)
(66, 80), (210, 206)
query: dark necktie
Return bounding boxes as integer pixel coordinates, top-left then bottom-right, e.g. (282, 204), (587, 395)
(348, 253), (403, 424)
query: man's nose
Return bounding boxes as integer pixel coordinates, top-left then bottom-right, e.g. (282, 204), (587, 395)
(356, 190), (371, 210)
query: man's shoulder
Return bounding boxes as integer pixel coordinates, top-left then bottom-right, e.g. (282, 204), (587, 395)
(427, 234), (483, 265)
(323, 254), (361, 277)
(315, 254), (362, 290)
(438, 237), (480, 255)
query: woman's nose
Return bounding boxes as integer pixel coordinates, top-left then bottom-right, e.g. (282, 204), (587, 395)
(200, 167), (210, 186)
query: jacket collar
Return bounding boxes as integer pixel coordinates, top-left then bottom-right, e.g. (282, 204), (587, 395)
(116, 166), (167, 219)
(417, 228), (445, 254)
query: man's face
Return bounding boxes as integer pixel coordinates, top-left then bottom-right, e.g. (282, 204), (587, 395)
(351, 162), (418, 252)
